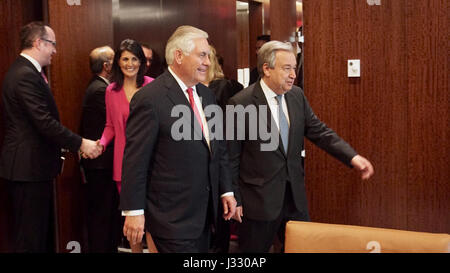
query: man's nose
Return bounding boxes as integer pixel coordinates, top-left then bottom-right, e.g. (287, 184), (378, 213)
(289, 69), (296, 79)
(204, 55), (211, 66)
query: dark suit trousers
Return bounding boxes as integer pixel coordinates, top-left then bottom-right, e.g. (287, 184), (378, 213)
(7, 180), (55, 253)
(153, 223), (211, 253)
(84, 169), (120, 253)
(152, 195), (213, 253)
(238, 182), (309, 253)
(210, 201), (231, 253)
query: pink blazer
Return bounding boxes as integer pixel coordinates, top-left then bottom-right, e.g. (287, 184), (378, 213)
(100, 76), (153, 182)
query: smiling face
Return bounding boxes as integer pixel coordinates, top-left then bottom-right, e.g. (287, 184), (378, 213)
(177, 38), (211, 87)
(262, 50), (297, 95)
(119, 50), (141, 79)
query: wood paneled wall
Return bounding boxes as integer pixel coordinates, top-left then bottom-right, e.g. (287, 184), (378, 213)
(47, 0), (113, 252)
(405, 0), (449, 233)
(237, 8), (250, 69)
(270, 0), (296, 42)
(303, 0), (449, 233)
(113, 0), (237, 79)
(0, 0), (43, 252)
(248, 1), (263, 68)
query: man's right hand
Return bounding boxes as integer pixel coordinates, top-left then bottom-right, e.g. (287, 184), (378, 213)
(123, 215), (145, 246)
(232, 206), (243, 223)
(80, 138), (102, 159)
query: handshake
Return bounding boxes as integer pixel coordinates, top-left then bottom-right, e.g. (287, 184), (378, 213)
(79, 138), (104, 159)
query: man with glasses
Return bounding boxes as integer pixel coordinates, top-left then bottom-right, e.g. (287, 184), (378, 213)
(0, 21), (102, 252)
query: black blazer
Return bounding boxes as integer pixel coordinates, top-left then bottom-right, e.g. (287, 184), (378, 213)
(79, 76), (113, 170)
(228, 81), (357, 221)
(120, 71), (233, 240)
(0, 56), (81, 181)
(209, 78), (243, 111)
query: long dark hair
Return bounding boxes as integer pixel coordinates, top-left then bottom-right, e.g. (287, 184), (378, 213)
(111, 39), (146, 91)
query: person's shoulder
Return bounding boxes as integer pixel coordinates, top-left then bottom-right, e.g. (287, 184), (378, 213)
(198, 82), (216, 98)
(2, 57), (39, 94)
(141, 71), (175, 95)
(288, 85), (305, 99)
(140, 75), (162, 94)
(87, 76), (107, 89)
(8, 57), (38, 79)
(134, 76), (166, 103)
(286, 85), (307, 107)
(229, 82), (256, 103)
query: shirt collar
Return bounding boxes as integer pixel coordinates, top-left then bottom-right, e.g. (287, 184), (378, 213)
(260, 78), (281, 101)
(98, 75), (110, 85)
(20, 53), (42, 73)
(168, 66), (197, 93)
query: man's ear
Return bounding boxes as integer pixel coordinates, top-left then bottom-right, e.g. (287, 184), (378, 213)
(33, 39), (42, 51)
(174, 49), (184, 64)
(103, 61), (111, 73)
(262, 63), (271, 77)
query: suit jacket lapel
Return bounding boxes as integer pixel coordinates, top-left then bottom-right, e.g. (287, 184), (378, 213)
(284, 90), (298, 157)
(252, 83), (286, 157)
(163, 72), (209, 149)
(19, 56), (49, 88)
(19, 56), (59, 120)
(196, 84), (216, 154)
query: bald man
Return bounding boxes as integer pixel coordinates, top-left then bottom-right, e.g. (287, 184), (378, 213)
(80, 46), (121, 252)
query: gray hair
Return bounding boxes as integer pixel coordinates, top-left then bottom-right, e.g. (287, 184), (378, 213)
(257, 41), (294, 76)
(165, 25), (209, 65)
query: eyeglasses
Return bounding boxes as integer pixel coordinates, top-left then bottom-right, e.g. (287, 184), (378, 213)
(41, 38), (57, 47)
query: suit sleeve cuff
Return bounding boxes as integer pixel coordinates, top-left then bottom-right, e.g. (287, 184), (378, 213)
(220, 192), (234, 198)
(122, 209), (144, 216)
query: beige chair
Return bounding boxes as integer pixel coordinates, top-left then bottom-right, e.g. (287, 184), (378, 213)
(284, 221), (450, 253)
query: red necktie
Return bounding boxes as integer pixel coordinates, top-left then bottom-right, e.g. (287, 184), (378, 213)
(41, 71), (48, 84)
(186, 87), (204, 133)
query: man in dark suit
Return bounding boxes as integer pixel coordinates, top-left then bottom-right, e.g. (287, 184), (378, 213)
(228, 41), (374, 252)
(120, 26), (237, 253)
(0, 21), (102, 252)
(80, 46), (119, 252)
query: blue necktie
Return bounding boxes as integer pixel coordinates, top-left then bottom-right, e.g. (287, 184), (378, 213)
(276, 95), (289, 153)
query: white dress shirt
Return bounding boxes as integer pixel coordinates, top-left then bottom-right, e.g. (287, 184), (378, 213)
(259, 79), (290, 130)
(20, 53), (42, 72)
(168, 67), (210, 148)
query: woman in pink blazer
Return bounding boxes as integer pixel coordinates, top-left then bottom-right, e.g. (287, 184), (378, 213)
(99, 39), (154, 253)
